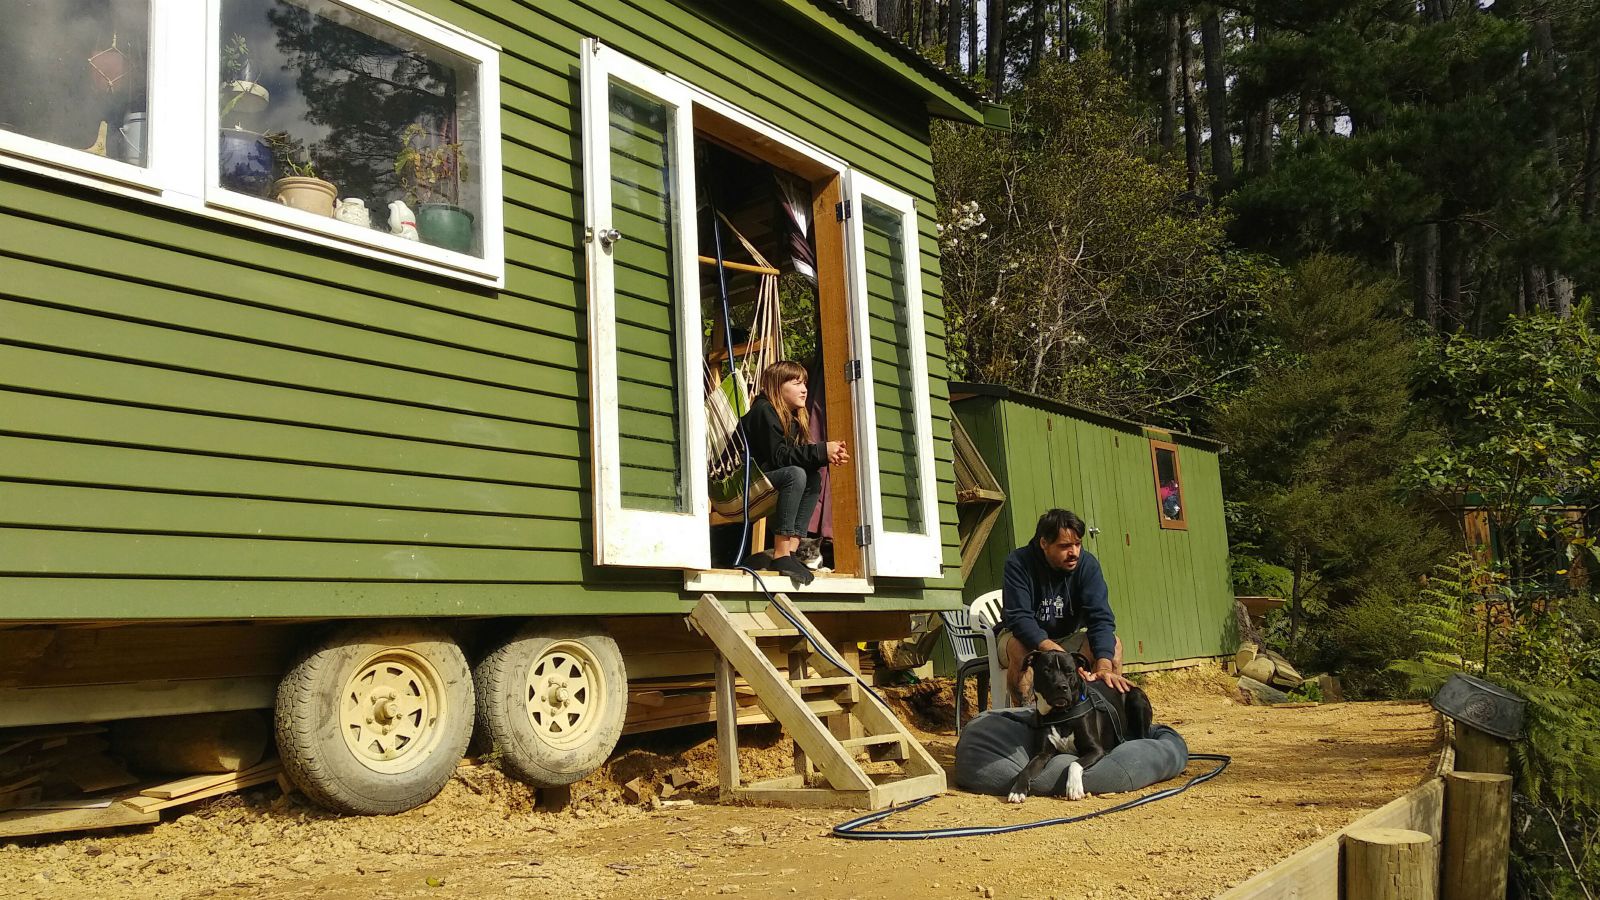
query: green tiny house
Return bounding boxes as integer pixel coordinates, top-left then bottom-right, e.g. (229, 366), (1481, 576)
(0, 0), (996, 815)
(952, 384), (1235, 670)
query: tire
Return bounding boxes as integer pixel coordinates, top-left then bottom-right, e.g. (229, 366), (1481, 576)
(474, 619), (627, 787)
(275, 622), (474, 815)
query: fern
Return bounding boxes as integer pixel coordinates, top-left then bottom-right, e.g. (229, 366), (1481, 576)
(1389, 552), (1483, 696)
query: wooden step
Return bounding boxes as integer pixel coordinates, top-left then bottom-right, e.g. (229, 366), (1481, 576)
(690, 592), (947, 810)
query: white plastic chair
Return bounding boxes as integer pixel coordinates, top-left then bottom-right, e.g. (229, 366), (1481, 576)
(969, 589), (1009, 711)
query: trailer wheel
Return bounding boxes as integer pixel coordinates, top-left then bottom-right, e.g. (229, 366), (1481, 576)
(275, 623), (473, 815)
(474, 619), (626, 787)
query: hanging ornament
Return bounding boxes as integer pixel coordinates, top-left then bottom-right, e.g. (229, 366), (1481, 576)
(88, 33), (129, 92)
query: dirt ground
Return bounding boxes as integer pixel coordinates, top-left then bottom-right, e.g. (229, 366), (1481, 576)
(0, 665), (1442, 900)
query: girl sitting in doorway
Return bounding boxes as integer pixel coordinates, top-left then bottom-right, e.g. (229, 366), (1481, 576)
(742, 360), (849, 583)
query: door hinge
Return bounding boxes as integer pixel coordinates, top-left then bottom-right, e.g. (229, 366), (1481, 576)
(844, 359), (863, 382)
(835, 199), (852, 221)
(855, 525), (872, 547)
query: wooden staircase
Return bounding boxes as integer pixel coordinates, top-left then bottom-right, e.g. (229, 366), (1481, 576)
(687, 592), (946, 809)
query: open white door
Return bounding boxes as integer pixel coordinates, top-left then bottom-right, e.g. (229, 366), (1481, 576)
(580, 40), (709, 568)
(843, 171), (943, 578)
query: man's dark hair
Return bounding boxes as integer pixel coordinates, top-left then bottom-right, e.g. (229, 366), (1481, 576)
(1034, 508), (1086, 544)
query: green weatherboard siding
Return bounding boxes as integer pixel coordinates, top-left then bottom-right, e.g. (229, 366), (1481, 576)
(0, 0), (968, 620)
(954, 390), (1234, 666)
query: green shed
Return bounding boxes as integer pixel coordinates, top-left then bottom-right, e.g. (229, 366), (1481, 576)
(0, 0), (1002, 816)
(952, 383), (1235, 671)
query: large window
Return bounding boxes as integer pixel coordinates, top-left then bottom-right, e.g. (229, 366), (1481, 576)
(0, 0), (155, 185)
(0, 0), (503, 286)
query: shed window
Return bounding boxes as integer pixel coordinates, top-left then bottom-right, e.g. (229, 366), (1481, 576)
(1150, 439), (1187, 530)
(0, 0), (155, 184)
(0, 0), (503, 286)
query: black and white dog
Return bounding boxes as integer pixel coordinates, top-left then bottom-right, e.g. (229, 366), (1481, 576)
(1006, 649), (1153, 803)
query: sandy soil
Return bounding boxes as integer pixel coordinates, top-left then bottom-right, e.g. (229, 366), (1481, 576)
(0, 665), (1442, 900)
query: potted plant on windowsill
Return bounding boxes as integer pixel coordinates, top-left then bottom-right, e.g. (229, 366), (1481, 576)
(395, 123), (473, 253)
(273, 161), (337, 218)
(218, 33), (273, 197)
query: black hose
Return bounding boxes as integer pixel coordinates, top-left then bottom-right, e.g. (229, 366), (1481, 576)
(829, 752), (1232, 840)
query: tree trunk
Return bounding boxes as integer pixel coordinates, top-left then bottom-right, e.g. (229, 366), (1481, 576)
(1583, 69), (1600, 224)
(986, 0), (1006, 98)
(1201, 8), (1233, 199)
(1058, 0), (1070, 59)
(1182, 14), (1203, 194)
(876, 0), (901, 34)
(1298, 92), (1314, 136)
(1106, 0), (1125, 73)
(1160, 12), (1180, 153)
(1318, 94), (1335, 136)
(852, 0), (878, 24)
(1413, 224), (1440, 327)
(1532, 21), (1571, 319)
(1440, 219), (1464, 327)
(947, 0), (964, 72)
(966, 0), (979, 75)
(1028, 0), (1046, 72)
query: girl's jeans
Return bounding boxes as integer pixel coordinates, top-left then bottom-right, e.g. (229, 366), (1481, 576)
(766, 465), (821, 537)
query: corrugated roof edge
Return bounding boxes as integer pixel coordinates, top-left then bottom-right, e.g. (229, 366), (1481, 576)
(948, 382), (1227, 451)
(752, 0), (1006, 127)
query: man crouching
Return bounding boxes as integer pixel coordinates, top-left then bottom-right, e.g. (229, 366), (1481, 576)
(999, 509), (1132, 705)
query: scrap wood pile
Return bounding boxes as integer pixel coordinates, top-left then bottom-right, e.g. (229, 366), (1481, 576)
(0, 711), (281, 840)
(1232, 642), (1344, 706)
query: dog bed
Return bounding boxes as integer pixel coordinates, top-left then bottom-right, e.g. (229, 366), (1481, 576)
(953, 708), (1190, 797)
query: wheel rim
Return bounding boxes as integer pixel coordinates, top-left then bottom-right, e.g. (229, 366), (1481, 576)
(524, 641), (606, 751)
(340, 648), (448, 774)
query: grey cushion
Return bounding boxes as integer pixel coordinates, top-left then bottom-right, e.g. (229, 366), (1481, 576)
(953, 707), (1189, 796)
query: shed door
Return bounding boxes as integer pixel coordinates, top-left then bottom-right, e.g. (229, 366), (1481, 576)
(580, 40), (709, 568)
(844, 172), (942, 578)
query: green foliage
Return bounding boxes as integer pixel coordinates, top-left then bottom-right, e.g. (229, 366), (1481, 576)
(395, 123), (467, 207)
(777, 272), (819, 366)
(1229, 551), (1293, 599)
(1388, 553), (1484, 696)
(1410, 306), (1600, 588)
(1217, 254), (1448, 657)
(932, 53), (1281, 427)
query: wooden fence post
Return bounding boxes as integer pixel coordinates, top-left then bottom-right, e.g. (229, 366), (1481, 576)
(1343, 827), (1437, 900)
(1441, 772), (1511, 900)
(1452, 723), (1511, 775)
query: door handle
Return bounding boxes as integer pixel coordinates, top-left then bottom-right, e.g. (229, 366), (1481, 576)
(598, 228), (624, 248)
(1087, 524), (1101, 537)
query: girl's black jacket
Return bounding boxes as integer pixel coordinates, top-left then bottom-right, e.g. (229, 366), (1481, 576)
(741, 395), (828, 472)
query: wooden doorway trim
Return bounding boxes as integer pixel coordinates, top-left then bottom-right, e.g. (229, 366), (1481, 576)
(812, 173), (863, 578)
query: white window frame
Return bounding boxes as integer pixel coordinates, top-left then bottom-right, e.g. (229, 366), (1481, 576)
(844, 171), (943, 578)
(0, 0), (504, 288)
(583, 47), (944, 581)
(580, 39), (709, 569)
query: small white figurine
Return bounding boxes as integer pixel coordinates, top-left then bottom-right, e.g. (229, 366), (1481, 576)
(335, 197), (370, 228)
(388, 200), (419, 241)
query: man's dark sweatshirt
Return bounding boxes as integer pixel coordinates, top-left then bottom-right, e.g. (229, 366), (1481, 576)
(741, 395), (828, 471)
(1000, 542), (1117, 661)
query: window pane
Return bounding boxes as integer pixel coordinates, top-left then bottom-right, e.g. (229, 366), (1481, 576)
(609, 81), (686, 515)
(861, 196), (925, 535)
(0, 0), (151, 166)
(218, 0), (484, 256)
(1156, 447), (1183, 522)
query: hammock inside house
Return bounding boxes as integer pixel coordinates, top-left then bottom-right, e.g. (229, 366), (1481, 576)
(705, 211), (784, 525)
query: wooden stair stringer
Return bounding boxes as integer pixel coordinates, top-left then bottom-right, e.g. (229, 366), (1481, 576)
(689, 594), (873, 794)
(767, 592), (945, 780)
(688, 592), (947, 809)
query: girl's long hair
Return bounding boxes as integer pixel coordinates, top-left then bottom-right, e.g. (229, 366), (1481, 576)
(759, 360), (810, 442)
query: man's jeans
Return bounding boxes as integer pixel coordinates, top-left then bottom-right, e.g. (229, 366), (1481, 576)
(766, 465), (821, 537)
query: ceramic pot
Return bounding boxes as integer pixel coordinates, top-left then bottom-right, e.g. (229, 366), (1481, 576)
(218, 128), (273, 197)
(273, 176), (338, 217)
(416, 203), (475, 253)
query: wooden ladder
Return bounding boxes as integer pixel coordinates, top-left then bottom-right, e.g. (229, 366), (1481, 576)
(687, 592), (947, 809)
